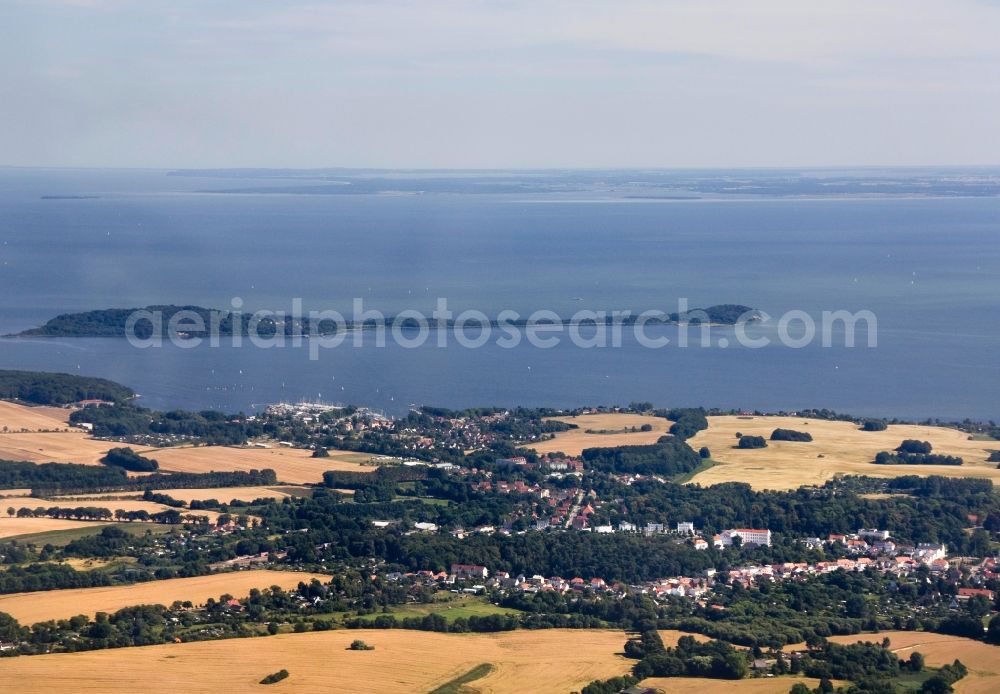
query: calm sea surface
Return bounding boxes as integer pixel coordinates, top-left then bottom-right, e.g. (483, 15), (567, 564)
(1, 168), (998, 420)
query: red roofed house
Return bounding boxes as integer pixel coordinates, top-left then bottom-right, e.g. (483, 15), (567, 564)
(957, 587), (995, 601)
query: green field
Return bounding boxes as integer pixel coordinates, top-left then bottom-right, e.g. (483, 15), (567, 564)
(672, 457), (718, 484)
(268, 485), (314, 497)
(7, 522), (176, 547)
(352, 594), (520, 623)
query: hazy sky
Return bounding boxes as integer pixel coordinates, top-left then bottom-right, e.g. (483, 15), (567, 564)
(3, 0), (1000, 168)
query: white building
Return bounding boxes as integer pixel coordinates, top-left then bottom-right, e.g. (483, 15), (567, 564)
(676, 522), (696, 534)
(913, 543), (947, 562)
(716, 528), (772, 547)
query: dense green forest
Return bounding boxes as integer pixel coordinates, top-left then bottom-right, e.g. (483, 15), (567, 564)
(0, 457), (277, 495)
(0, 459), (128, 490)
(69, 403), (263, 444)
(0, 370), (133, 405)
(658, 407), (709, 440)
(666, 304), (760, 325)
(18, 304), (761, 338)
(101, 447), (158, 472)
(581, 437), (701, 476)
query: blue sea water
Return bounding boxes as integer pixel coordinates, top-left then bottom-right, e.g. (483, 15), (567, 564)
(0, 167), (998, 420)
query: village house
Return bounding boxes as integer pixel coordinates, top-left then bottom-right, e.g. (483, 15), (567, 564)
(451, 563), (489, 580)
(871, 539), (897, 555)
(914, 543), (947, 562)
(957, 587), (995, 602)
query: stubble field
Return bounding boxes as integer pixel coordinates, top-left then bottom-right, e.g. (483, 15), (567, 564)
(687, 416), (1000, 490)
(0, 401), (373, 483)
(532, 413), (672, 456)
(0, 569), (328, 625)
(1, 495), (226, 522)
(0, 515), (109, 539)
(0, 401), (72, 431)
(0, 628), (630, 693)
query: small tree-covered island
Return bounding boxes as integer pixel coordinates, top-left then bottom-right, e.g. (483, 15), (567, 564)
(11, 304), (763, 338)
(0, 369), (999, 694)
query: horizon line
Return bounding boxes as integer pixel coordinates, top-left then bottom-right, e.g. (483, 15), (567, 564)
(4, 164), (1000, 174)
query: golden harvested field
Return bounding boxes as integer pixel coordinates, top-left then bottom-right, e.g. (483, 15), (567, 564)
(0, 430), (116, 465)
(0, 401), (72, 431)
(785, 632), (1000, 694)
(0, 399), (373, 483)
(639, 677), (838, 693)
(0, 569), (329, 625)
(1, 496), (224, 522)
(0, 628), (630, 693)
(137, 445), (371, 484)
(148, 485), (312, 502)
(531, 413), (672, 456)
(0, 434), (373, 483)
(687, 416), (1000, 490)
(0, 516), (108, 539)
(61, 486), (313, 504)
(658, 629), (708, 645)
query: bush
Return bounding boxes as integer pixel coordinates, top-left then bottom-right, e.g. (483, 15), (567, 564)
(987, 451), (1000, 463)
(100, 447), (158, 472)
(663, 408), (709, 440)
(312, 448), (330, 458)
(260, 670), (289, 685)
(349, 639), (374, 650)
(862, 420), (888, 432)
(919, 660), (968, 693)
(874, 451), (963, 466)
(770, 428), (813, 442)
(699, 447), (711, 459)
(737, 436), (767, 449)
(897, 440), (932, 454)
